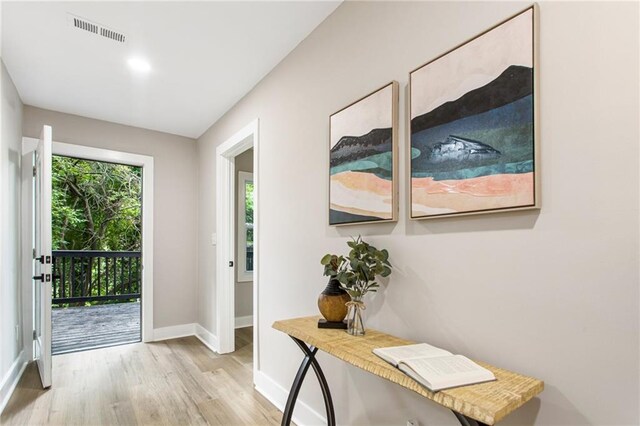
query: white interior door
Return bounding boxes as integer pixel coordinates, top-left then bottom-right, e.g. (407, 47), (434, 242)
(33, 125), (52, 388)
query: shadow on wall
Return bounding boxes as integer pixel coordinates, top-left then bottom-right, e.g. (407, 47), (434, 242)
(332, 221), (399, 238)
(406, 209), (540, 236)
(327, 205), (540, 237)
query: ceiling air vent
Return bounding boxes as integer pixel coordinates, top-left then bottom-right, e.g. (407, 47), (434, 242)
(72, 16), (98, 35)
(68, 14), (126, 44)
(100, 28), (126, 43)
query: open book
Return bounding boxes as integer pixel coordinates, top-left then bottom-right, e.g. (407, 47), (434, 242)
(373, 343), (496, 391)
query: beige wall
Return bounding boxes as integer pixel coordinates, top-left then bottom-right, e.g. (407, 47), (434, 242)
(197, 2), (639, 425)
(23, 106), (198, 330)
(0, 60), (24, 404)
(235, 148), (253, 320)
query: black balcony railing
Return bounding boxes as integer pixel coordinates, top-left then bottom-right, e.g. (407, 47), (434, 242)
(52, 250), (141, 305)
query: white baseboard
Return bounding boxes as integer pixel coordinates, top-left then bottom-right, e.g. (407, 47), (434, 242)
(153, 323), (196, 341)
(235, 315), (253, 329)
(152, 322), (221, 355)
(254, 370), (325, 426)
(195, 324), (220, 353)
(0, 351), (27, 416)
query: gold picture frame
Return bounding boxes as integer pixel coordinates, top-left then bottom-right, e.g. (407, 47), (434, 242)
(409, 6), (540, 219)
(329, 81), (399, 226)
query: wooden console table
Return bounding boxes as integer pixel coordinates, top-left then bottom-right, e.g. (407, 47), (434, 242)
(273, 316), (543, 426)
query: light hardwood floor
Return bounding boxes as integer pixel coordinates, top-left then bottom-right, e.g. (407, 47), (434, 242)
(1, 327), (285, 425)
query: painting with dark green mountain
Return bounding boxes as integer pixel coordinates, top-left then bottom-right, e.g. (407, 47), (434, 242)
(329, 83), (397, 225)
(410, 7), (537, 218)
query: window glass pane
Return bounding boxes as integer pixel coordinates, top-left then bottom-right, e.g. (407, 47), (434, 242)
(245, 181), (254, 272)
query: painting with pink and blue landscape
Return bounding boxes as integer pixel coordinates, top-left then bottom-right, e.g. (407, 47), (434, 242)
(329, 82), (397, 225)
(410, 7), (537, 218)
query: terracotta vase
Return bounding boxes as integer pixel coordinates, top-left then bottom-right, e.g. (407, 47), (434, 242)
(317, 278), (351, 322)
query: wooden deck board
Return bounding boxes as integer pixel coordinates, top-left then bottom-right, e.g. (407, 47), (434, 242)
(52, 302), (141, 354)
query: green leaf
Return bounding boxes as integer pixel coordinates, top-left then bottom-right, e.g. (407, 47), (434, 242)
(320, 254), (332, 265)
(381, 249), (389, 261)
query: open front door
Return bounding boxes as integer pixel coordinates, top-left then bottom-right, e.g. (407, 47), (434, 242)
(33, 125), (52, 388)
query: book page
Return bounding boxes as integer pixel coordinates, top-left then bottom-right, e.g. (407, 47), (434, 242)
(400, 355), (495, 390)
(373, 343), (452, 366)
(403, 355), (493, 377)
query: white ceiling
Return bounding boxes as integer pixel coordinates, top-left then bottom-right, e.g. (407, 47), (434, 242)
(1, 1), (341, 138)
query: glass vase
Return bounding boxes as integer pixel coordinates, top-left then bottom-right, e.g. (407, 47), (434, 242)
(346, 297), (366, 336)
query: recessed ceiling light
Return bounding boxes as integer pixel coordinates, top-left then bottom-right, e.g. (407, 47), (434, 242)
(128, 57), (151, 73)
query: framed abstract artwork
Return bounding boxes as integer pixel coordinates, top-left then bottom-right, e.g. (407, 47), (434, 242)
(410, 6), (539, 219)
(329, 81), (398, 226)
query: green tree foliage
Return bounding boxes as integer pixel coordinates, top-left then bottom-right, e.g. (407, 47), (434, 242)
(245, 181), (254, 247)
(52, 156), (142, 251)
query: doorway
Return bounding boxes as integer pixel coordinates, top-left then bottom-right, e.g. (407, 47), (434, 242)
(50, 154), (143, 354)
(49, 142), (155, 345)
(215, 119), (259, 375)
(234, 149), (254, 361)
(21, 138), (155, 387)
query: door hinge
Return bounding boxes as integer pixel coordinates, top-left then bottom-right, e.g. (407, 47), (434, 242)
(32, 330), (37, 340)
(229, 261), (234, 267)
(33, 248), (36, 259)
(32, 166), (36, 177)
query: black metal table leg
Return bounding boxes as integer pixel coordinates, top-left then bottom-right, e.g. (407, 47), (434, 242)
(282, 336), (336, 426)
(452, 411), (490, 426)
(291, 337), (336, 425)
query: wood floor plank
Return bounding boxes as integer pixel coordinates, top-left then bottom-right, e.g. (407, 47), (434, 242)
(1, 327), (292, 426)
(206, 369), (280, 426)
(197, 398), (247, 426)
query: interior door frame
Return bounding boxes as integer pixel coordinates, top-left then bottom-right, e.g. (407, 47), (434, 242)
(215, 119), (259, 367)
(21, 138), (155, 345)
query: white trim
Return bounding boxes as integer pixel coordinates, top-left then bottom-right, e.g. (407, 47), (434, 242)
(151, 323), (221, 355)
(22, 137), (37, 154)
(20, 150), (34, 363)
(254, 371), (325, 426)
(194, 324), (220, 353)
(23, 138), (156, 343)
(252, 123), (261, 374)
(216, 119), (259, 356)
(237, 171), (254, 282)
(153, 323), (196, 341)
(235, 315), (253, 329)
(0, 351), (27, 416)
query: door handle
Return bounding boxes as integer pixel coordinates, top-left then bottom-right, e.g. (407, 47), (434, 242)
(35, 255), (52, 264)
(33, 274), (51, 282)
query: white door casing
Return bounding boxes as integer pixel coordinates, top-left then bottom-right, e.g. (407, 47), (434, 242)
(21, 138), (155, 348)
(50, 142), (155, 342)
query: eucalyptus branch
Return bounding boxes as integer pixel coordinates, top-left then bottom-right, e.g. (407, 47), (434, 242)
(320, 235), (392, 300)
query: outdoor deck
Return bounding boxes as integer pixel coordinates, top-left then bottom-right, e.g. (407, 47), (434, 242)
(52, 301), (141, 355)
